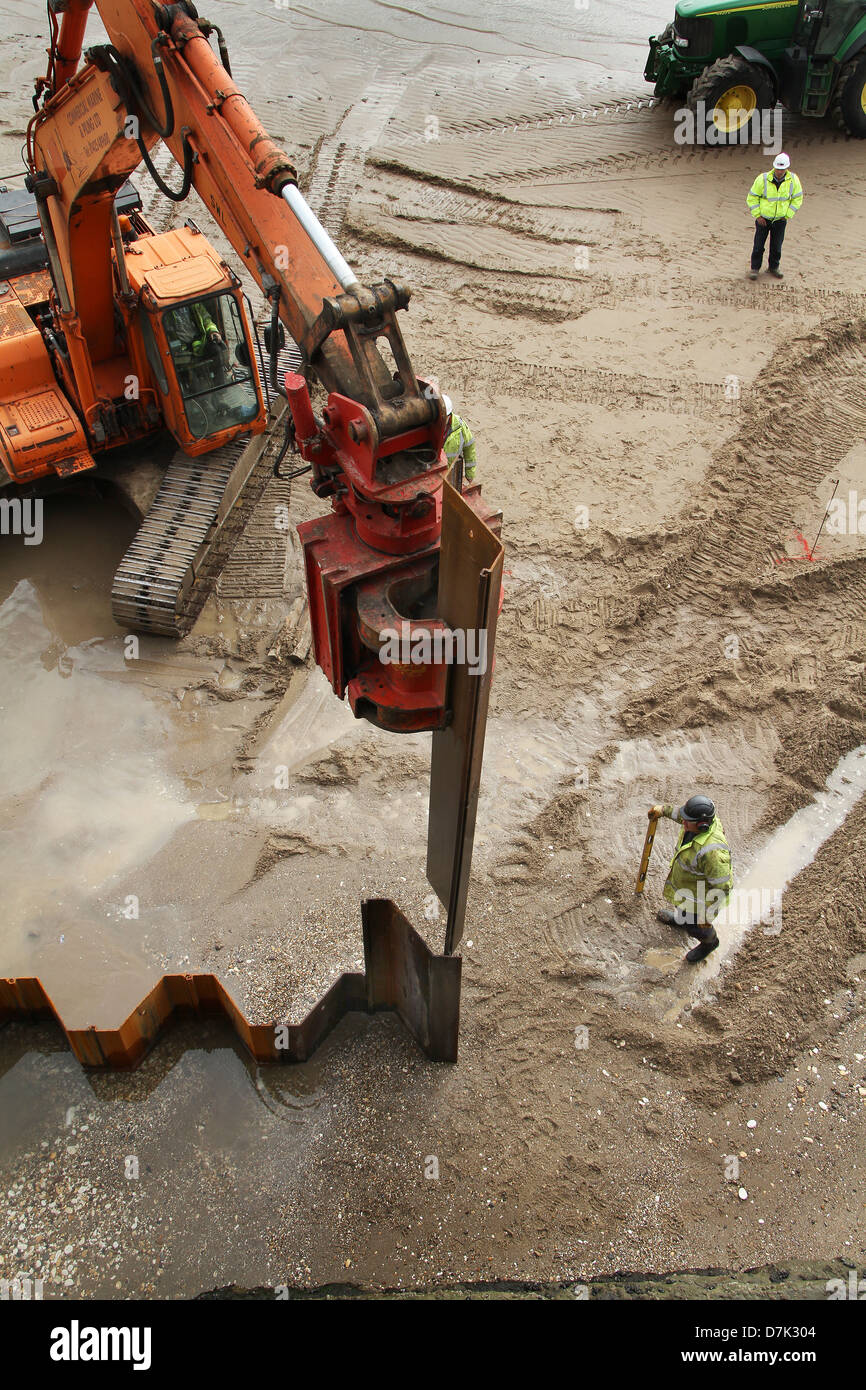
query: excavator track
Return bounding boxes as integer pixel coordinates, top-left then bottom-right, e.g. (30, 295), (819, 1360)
(111, 345), (302, 637)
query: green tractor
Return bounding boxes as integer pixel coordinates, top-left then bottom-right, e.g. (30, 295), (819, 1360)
(646, 1), (866, 138)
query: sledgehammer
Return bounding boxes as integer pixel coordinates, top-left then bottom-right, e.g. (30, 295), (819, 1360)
(635, 807), (661, 894)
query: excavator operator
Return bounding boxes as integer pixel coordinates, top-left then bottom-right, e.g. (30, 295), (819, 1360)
(165, 299), (227, 370)
(163, 296), (256, 438)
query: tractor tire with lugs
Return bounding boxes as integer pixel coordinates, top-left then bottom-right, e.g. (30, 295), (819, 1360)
(831, 54), (866, 137)
(687, 55), (774, 142)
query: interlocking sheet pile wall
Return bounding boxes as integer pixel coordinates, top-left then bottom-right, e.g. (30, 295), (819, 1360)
(0, 900), (461, 1068)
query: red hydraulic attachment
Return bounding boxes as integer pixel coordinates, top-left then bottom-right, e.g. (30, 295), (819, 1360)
(286, 372), (500, 734)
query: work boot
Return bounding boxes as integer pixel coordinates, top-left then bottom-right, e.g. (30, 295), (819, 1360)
(769, 267), (784, 278)
(748, 269), (758, 280)
(658, 908), (689, 930)
(686, 932), (719, 964)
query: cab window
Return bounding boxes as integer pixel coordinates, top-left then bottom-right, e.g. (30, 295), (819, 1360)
(162, 292), (260, 441)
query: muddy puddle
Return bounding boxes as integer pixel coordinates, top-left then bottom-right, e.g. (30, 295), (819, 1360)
(0, 586), (192, 1005)
(0, 493), (260, 1014)
(0, 492), (135, 642)
(0, 501), (185, 920)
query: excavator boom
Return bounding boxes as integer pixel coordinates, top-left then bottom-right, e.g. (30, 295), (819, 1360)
(51, 0), (432, 438)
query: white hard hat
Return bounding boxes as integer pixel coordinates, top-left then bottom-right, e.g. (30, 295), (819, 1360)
(773, 152), (790, 170)
(442, 394), (453, 417)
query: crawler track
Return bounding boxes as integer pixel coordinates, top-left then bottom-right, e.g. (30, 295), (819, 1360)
(111, 345), (302, 636)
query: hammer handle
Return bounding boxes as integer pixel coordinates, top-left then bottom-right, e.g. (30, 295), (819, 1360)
(635, 812), (660, 894)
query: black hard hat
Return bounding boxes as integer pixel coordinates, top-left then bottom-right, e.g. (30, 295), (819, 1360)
(678, 794), (716, 826)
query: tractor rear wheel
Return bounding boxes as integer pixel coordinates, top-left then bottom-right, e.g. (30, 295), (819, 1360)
(831, 54), (866, 137)
(687, 56), (774, 143)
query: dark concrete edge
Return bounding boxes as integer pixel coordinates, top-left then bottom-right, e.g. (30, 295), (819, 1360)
(195, 1258), (866, 1300)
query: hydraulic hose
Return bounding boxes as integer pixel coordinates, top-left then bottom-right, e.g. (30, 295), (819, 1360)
(88, 40), (194, 202)
(272, 415), (307, 480)
(198, 20), (233, 78)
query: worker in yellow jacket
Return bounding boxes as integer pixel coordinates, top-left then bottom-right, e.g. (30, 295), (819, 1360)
(649, 794), (733, 963)
(166, 299), (223, 358)
(747, 152), (803, 281)
(442, 394), (477, 489)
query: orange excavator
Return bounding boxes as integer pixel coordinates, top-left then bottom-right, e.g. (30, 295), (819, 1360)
(2, 0), (503, 964)
(2, 2), (499, 700)
(0, 0), (508, 1065)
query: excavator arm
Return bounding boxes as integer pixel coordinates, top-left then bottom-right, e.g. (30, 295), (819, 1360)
(39, 0), (434, 441)
(28, 0), (504, 974)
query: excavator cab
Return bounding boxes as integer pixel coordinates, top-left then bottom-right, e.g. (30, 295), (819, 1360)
(157, 291), (260, 443)
(124, 226), (268, 457)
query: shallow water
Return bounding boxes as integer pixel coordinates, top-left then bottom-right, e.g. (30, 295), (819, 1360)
(0, 579), (199, 1013)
